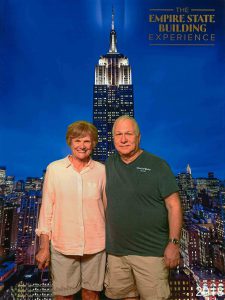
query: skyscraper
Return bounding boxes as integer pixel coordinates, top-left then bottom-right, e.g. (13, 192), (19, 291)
(0, 167), (6, 185)
(177, 164), (195, 213)
(93, 10), (134, 162)
(16, 191), (41, 265)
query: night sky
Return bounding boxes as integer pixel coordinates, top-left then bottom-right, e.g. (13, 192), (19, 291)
(1, 0), (225, 180)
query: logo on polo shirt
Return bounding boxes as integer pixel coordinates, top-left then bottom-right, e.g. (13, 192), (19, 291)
(136, 167), (151, 173)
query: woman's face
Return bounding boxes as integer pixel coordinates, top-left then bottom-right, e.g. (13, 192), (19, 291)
(70, 134), (94, 161)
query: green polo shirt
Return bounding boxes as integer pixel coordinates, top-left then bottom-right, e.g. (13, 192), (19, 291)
(105, 151), (179, 256)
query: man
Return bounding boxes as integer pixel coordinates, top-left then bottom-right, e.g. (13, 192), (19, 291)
(36, 121), (106, 300)
(104, 115), (182, 300)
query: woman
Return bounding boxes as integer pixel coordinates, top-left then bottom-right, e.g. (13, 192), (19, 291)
(36, 121), (106, 300)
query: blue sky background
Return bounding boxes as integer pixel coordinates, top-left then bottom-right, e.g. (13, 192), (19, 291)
(1, 0), (225, 180)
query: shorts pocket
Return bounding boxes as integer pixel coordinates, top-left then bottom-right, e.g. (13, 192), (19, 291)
(104, 257), (138, 299)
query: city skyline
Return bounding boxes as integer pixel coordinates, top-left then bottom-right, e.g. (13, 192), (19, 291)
(1, 0), (225, 180)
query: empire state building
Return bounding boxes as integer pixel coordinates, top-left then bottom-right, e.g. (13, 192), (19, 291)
(92, 11), (134, 162)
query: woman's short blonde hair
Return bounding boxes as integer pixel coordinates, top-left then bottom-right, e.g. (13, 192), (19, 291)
(66, 121), (98, 147)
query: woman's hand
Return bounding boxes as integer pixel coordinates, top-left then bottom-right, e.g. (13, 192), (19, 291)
(36, 248), (50, 270)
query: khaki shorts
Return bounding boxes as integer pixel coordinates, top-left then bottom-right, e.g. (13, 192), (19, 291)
(51, 246), (106, 296)
(104, 255), (170, 300)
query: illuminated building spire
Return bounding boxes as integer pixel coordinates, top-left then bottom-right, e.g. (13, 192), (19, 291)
(109, 7), (117, 53)
(112, 6), (115, 30)
(186, 164), (192, 175)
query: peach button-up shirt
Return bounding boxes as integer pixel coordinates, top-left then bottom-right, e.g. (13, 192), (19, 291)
(36, 156), (106, 256)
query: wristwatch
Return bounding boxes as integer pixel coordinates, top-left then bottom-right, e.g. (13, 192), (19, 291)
(169, 238), (180, 245)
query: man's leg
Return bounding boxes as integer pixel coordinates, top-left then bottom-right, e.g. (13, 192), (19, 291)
(104, 255), (139, 300)
(128, 256), (170, 300)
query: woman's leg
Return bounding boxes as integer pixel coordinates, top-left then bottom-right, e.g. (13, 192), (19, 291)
(55, 296), (74, 300)
(81, 288), (100, 300)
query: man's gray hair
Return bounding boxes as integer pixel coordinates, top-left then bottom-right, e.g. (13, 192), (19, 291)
(112, 115), (140, 136)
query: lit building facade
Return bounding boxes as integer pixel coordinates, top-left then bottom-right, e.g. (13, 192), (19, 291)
(5, 176), (14, 194)
(25, 177), (43, 192)
(16, 191), (41, 265)
(197, 224), (214, 268)
(177, 165), (195, 213)
(181, 226), (200, 268)
(0, 167), (6, 185)
(11, 279), (52, 300)
(213, 244), (225, 274)
(0, 206), (14, 253)
(169, 268), (196, 300)
(93, 11), (134, 162)
(0, 197), (4, 246)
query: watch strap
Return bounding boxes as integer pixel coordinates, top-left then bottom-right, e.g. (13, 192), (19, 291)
(169, 238), (180, 245)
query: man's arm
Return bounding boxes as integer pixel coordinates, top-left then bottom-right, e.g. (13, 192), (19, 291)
(164, 192), (183, 268)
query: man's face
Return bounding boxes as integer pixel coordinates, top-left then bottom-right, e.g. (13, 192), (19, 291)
(113, 119), (140, 157)
(70, 135), (94, 161)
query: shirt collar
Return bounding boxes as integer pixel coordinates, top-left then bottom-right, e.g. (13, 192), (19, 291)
(63, 155), (95, 169)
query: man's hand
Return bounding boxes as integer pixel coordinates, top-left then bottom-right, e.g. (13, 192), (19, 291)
(36, 248), (50, 270)
(164, 243), (180, 268)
